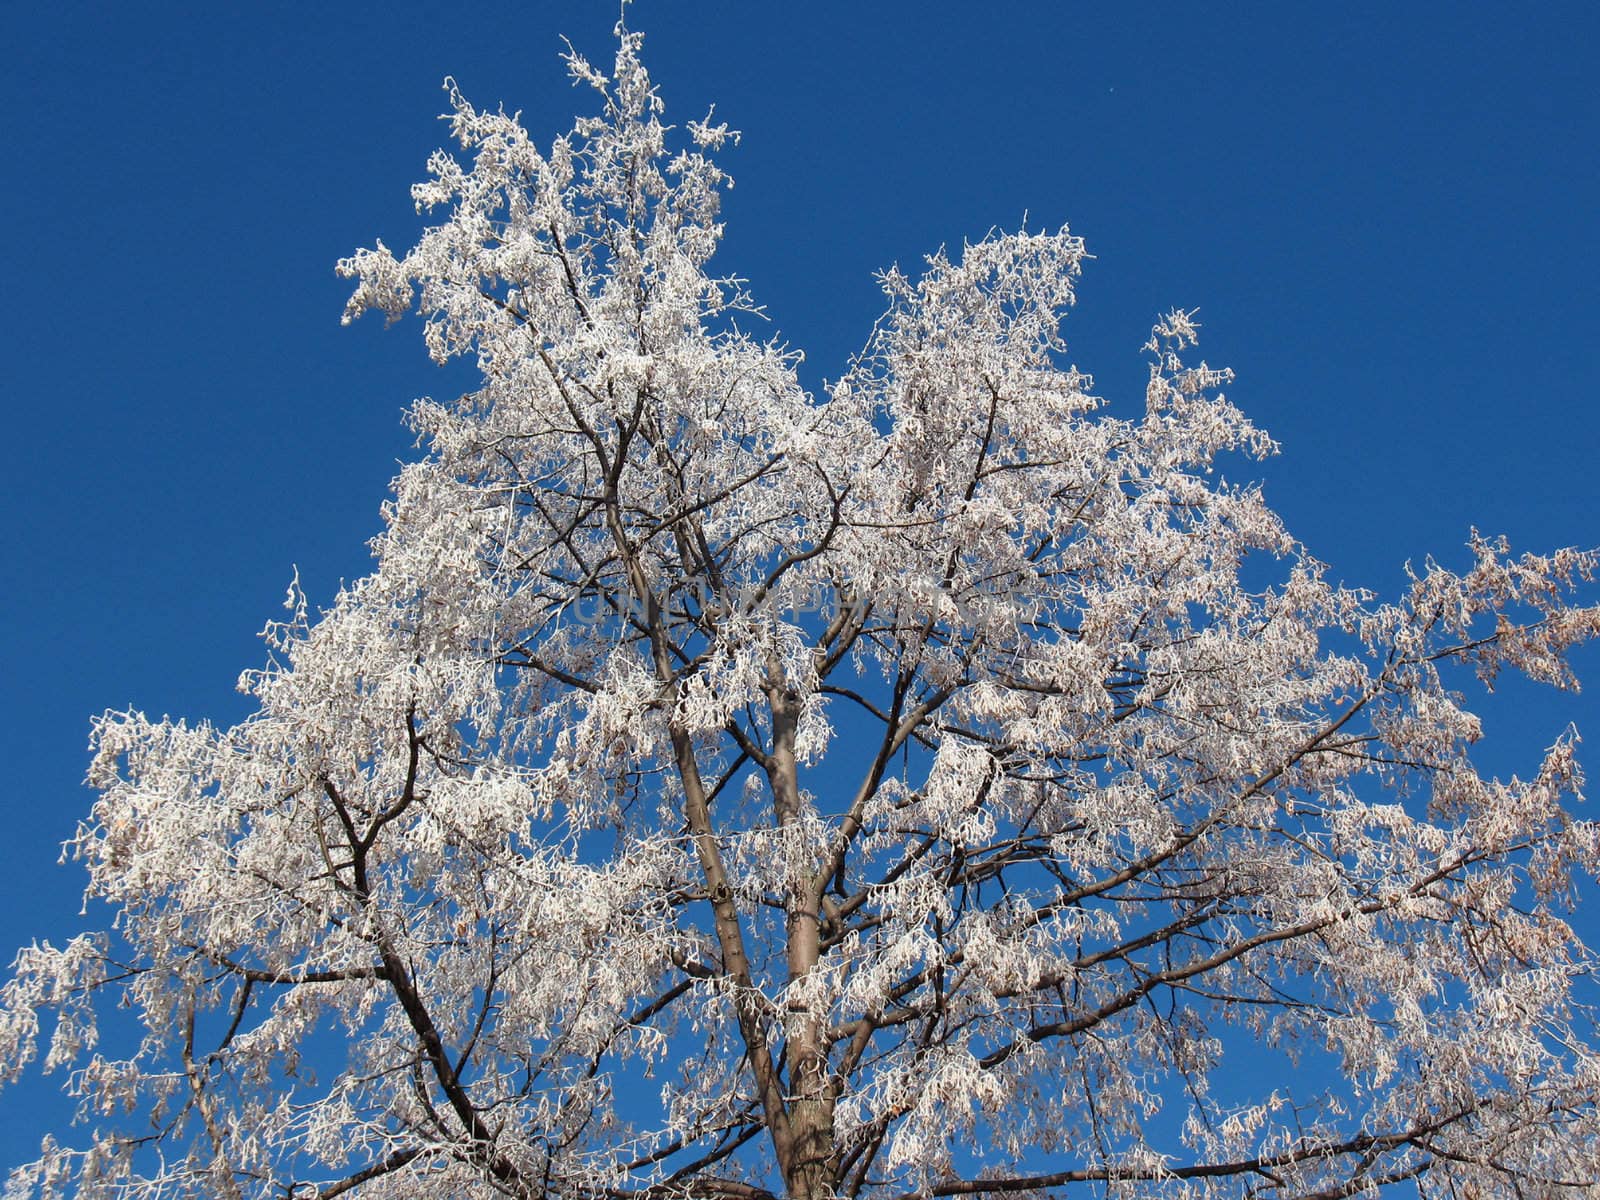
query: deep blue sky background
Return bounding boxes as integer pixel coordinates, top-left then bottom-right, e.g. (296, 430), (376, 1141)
(3, 0), (1597, 1176)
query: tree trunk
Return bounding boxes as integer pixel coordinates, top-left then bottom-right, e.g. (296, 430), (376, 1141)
(768, 681), (838, 1200)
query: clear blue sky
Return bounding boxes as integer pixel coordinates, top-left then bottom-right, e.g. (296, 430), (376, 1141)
(2, 0), (1597, 1173)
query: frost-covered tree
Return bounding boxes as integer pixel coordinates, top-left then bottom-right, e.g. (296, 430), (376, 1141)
(7, 24), (1600, 1200)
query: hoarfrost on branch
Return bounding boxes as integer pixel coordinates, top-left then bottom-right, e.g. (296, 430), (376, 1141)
(6, 23), (1600, 1200)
